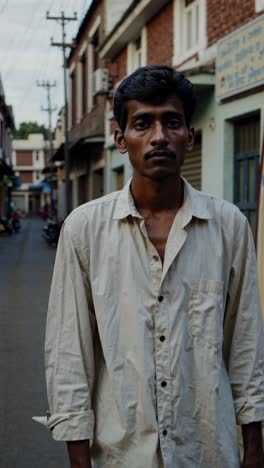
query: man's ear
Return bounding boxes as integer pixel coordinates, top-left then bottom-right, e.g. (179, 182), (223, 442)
(186, 127), (194, 152)
(114, 127), (127, 154)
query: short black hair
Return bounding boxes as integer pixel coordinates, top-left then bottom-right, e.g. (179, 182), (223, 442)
(113, 65), (196, 132)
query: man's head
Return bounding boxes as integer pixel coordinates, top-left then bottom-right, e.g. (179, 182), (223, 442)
(113, 65), (196, 181)
(113, 65), (196, 133)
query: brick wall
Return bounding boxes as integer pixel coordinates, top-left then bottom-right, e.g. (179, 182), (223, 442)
(16, 151), (33, 166)
(207, 0), (260, 47)
(108, 46), (128, 86)
(147, 2), (174, 66)
(68, 0), (106, 138)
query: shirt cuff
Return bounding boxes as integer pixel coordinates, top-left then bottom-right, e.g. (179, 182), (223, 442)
(32, 410), (95, 441)
(235, 395), (264, 425)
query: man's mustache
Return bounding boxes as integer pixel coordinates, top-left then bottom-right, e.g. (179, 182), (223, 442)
(144, 149), (176, 160)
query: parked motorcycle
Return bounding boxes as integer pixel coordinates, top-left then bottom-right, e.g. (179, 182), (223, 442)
(42, 220), (62, 247)
(0, 217), (13, 235)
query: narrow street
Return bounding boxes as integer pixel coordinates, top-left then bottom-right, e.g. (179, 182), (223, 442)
(0, 218), (68, 468)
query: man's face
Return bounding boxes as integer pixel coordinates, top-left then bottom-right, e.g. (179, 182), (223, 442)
(114, 95), (194, 181)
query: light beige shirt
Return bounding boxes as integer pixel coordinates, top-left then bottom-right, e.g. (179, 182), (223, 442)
(45, 178), (264, 468)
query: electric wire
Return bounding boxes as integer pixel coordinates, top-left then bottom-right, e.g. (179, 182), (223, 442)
(2, 0), (85, 125)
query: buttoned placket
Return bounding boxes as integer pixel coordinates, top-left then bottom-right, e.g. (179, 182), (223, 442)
(140, 204), (191, 466)
(139, 219), (172, 466)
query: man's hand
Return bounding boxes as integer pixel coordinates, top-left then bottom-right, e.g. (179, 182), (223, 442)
(242, 422), (264, 468)
(67, 440), (92, 468)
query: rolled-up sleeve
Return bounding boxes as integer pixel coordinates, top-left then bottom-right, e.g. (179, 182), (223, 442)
(224, 214), (264, 425)
(45, 220), (96, 441)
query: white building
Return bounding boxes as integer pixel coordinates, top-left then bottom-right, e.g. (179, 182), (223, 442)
(12, 133), (56, 215)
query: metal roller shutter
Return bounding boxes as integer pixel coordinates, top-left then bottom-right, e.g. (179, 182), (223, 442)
(181, 133), (202, 190)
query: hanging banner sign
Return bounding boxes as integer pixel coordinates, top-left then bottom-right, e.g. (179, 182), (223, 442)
(216, 15), (264, 100)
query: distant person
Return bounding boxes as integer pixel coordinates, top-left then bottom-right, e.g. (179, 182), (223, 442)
(42, 66), (264, 467)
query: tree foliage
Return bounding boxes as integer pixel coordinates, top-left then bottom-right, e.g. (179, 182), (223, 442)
(15, 121), (49, 140)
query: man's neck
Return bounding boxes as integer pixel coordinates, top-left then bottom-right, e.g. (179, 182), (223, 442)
(131, 174), (184, 214)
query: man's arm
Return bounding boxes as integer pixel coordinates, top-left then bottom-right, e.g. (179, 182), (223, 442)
(242, 422), (264, 468)
(223, 213), (264, 465)
(45, 220), (96, 444)
(67, 441), (92, 468)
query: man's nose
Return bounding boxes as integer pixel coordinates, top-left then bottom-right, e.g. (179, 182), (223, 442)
(150, 122), (169, 146)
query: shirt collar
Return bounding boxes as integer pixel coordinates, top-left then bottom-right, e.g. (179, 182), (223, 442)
(112, 177), (211, 222)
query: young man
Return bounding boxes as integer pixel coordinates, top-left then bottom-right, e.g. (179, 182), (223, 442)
(44, 66), (264, 467)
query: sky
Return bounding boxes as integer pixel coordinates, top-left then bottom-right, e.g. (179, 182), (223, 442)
(0, 0), (92, 130)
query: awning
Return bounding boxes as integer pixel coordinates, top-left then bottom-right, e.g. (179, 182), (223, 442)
(182, 63), (215, 92)
(42, 165), (57, 175)
(29, 183), (43, 191)
(51, 143), (65, 162)
(29, 181), (52, 194)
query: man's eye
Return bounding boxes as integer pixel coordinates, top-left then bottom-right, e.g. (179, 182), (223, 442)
(167, 119), (181, 128)
(134, 121), (149, 130)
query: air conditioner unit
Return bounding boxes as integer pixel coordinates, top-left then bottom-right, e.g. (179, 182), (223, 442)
(93, 68), (109, 95)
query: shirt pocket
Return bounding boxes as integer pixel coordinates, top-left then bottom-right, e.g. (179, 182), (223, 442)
(189, 279), (224, 348)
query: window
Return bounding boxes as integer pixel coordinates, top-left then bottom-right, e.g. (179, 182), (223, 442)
(35, 151), (39, 161)
(76, 47), (88, 123)
(88, 16), (101, 111)
(16, 151), (33, 166)
(127, 27), (147, 74)
(81, 52), (87, 117)
(234, 114), (260, 237)
(173, 0), (207, 65)
(19, 171), (33, 184)
(92, 30), (99, 71)
(185, 0), (199, 51)
(71, 70), (77, 126)
(88, 31), (99, 110)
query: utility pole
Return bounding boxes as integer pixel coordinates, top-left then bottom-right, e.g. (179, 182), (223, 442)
(36, 80), (57, 161)
(46, 10), (77, 216)
(37, 80), (57, 220)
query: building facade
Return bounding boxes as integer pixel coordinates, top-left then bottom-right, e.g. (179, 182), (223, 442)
(62, 0), (134, 213)
(99, 0), (264, 240)
(0, 74), (15, 217)
(12, 133), (55, 215)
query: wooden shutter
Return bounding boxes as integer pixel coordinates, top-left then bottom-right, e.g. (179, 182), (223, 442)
(181, 132), (202, 190)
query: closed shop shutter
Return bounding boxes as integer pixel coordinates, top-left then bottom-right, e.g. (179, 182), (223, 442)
(181, 132), (202, 190)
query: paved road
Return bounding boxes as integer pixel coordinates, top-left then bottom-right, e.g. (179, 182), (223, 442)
(0, 218), (68, 468)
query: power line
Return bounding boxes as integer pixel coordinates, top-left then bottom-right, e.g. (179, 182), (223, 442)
(0, 0), (8, 15)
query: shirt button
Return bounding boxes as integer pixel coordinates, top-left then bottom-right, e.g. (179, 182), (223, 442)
(160, 335), (165, 342)
(153, 255), (159, 261)
(158, 295), (164, 302)
(163, 429), (168, 436)
(161, 381), (167, 387)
